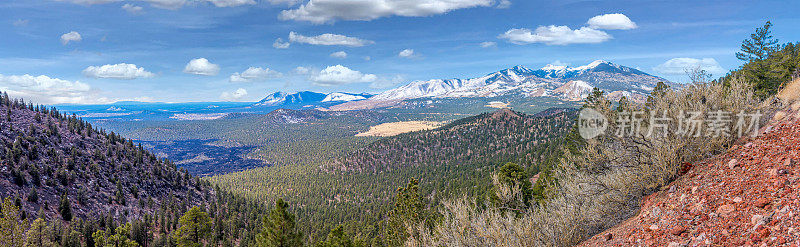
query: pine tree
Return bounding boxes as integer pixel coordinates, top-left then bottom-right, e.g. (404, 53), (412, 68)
(386, 179), (427, 246)
(25, 218), (54, 247)
(737, 21), (780, 62)
(318, 225), (354, 247)
(0, 197), (28, 247)
(256, 199), (303, 247)
(489, 162), (532, 214)
(172, 206), (212, 247)
(736, 21), (782, 97)
(58, 193), (73, 221)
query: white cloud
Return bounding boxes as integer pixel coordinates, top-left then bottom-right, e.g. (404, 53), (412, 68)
(143, 0), (187, 10)
(310, 65), (377, 86)
(587, 13), (638, 30)
(207, 0), (256, 7)
(83, 63), (155, 80)
(268, 0), (301, 5)
(122, 3), (144, 13)
(183, 58), (220, 76)
(289, 32), (374, 47)
(58, 0), (120, 5)
(60, 31), (82, 45)
(479, 41), (497, 48)
(653, 58), (726, 75)
(229, 67), (283, 82)
(370, 75), (405, 89)
(398, 49), (416, 58)
(330, 51), (348, 59)
(293, 66), (312, 75)
(279, 0), (494, 23)
(273, 38), (291, 49)
(499, 26), (611, 45)
(0, 74), (103, 104)
(220, 88), (248, 101)
(496, 0), (511, 9)
(13, 19), (29, 27)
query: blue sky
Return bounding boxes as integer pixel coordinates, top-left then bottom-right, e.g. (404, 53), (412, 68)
(1, 0), (799, 104)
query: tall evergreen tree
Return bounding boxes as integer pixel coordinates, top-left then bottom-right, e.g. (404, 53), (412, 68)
(737, 21), (780, 62)
(59, 193), (73, 221)
(256, 198), (303, 247)
(172, 207), (212, 247)
(0, 197), (28, 247)
(318, 225), (354, 247)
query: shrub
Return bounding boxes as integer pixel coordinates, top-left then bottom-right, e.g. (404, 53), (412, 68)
(410, 77), (779, 247)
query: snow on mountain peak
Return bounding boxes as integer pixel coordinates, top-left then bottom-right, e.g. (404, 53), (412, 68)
(322, 92), (368, 102)
(569, 60), (610, 71)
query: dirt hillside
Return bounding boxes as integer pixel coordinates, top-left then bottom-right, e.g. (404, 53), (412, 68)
(581, 80), (800, 246)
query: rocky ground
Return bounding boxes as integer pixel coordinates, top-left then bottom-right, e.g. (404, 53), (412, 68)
(580, 104), (800, 246)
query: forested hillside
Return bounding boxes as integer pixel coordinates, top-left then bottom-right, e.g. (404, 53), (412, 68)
(333, 108), (575, 172)
(0, 93), (273, 246)
(209, 108), (577, 241)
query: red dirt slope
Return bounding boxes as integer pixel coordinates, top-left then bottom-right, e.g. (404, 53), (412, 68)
(580, 109), (800, 246)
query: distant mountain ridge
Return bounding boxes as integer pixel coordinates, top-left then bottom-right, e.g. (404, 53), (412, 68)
(253, 91), (373, 107)
(252, 61), (668, 111)
(370, 60), (667, 102)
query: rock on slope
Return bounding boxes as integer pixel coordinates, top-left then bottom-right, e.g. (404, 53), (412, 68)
(580, 90), (800, 246)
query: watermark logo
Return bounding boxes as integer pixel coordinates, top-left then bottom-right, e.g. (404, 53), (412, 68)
(578, 108), (608, 139)
(577, 108), (762, 140)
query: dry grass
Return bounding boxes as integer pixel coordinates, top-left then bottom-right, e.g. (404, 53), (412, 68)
(485, 101), (510, 109)
(356, 121), (444, 137)
(408, 77), (782, 247)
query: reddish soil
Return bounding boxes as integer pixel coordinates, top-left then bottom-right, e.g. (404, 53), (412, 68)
(580, 113), (800, 246)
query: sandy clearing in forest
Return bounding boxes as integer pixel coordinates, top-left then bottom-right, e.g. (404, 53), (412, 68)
(356, 121), (443, 137)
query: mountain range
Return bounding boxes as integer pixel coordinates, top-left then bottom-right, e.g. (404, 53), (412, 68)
(253, 91), (373, 107)
(368, 60), (666, 102)
(254, 60), (668, 110)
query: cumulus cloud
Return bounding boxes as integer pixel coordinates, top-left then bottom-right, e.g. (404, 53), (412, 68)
(330, 51), (348, 59)
(496, 0), (511, 9)
(0, 74), (103, 104)
(398, 49), (417, 58)
(279, 0), (494, 23)
(479, 41), (497, 48)
(587, 13), (637, 30)
(183, 58), (220, 76)
(653, 58), (726, 75)
(220, 88), (248, 101)
(499, 13), (637, 46)
(499, 26), (611, 45)
(122, 3), (144, 13)
(293, 66), (312, 75)
(83, 63), (155, 80)
(229, 67), (283, 82)
(142, 0), (187, 9)
(60, 31), (82, 45)
(273, 38), (291, 49)
(207, 0), (256, 7)
(289, 32), (374, 47)
(58, 0), (120, 5)
(310, 65), (377, 86)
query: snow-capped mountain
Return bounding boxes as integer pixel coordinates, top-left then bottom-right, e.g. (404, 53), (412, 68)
(322, 92), (373, 102)
(254, 91), (372, 107)
(254, 91), (327, 107)
(552, 80), (593, 101)
(369, 60), (667, 102)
